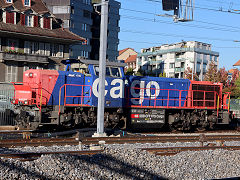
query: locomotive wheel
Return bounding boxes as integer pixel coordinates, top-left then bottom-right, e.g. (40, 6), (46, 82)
(118, 117), (127, 130)
(168, 124), (178, 132)
(196, 127), (206, 132)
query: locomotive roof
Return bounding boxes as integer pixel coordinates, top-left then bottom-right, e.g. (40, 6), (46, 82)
(61, 59), (126, 67)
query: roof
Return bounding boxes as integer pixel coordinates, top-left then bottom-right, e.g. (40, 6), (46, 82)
(0, 0), (50, 14)
(233, 60), (240, 66)
(0, 22), (85, 43)
(229, 69), (239, 74)
(62, 59), (127, 67)
(119, 48), (134, 56)
(125, 55), (137, 63)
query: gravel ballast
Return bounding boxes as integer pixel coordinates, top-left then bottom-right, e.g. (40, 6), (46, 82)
(0, 142), (240, 180)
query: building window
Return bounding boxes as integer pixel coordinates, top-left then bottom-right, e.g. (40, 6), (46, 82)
(39, 42), (45, 55)
(63, 20), (70, 28)
(24, 0), (30, 6)
(169, 63), (174, 69)
(70, 20), (74, 28)
(59, 45), (64, 57)
(6, 63), (18, 83)
(50, 44), (63, 57)
(83, 0), (91, 5)
(24, 63), (42, 71)
(30, 42), (39, 54)
(51, 44), (58, 57)
(71, 6), (74, 14)
(25, 15), (32, 27)
(83, 10), (91, 18)
(8, 39), (18, 51)
(52, 6), (70, 14)
(82, 23), (87, 31)
(44, 43), (50, 56)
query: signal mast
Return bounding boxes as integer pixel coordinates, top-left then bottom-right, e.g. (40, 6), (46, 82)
(161, 0), (194, 22)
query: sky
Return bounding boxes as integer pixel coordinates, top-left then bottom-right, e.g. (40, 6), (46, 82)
(117, 0), (240, 70)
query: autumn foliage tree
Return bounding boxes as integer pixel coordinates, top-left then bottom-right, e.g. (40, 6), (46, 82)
(184, 67), (199, 81)
(222, 69), (240, 98)
(204, 61), (218, 82)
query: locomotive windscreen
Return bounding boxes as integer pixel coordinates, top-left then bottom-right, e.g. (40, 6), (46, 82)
(192, 84), (220, 108)
(162, 0), (179, 11)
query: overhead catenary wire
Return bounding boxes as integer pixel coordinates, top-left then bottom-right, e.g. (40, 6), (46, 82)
(120, 7), (240, 30)
(146, 0), (240, 15)
(121, 29), (240, 42)
(120, 15), (240, 33)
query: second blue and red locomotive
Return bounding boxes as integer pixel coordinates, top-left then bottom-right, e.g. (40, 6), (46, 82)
(11, 59), (231, 131)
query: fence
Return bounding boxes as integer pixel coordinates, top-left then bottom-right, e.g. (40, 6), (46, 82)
(0, 83), (15, 125)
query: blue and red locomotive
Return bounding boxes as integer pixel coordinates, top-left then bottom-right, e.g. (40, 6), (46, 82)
(11, 59), (231, 131)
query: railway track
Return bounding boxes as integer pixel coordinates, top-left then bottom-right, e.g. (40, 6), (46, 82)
(0, 134), (240, 161)
(1, 134), (240, 148)
(0, 138), (79, 148)
(81, 134), (240, 145)
(142, 146), (240, 156)
(0, 150), (104, 161)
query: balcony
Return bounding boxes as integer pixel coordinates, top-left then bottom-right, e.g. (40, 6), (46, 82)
(138, 47), (219, 57)
(175, 57), (186, 62)
(175, 68), (185, 72)
(0, 52), (48, 64)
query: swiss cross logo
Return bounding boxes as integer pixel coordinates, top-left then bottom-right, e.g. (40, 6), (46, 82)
(131, 114), (139, 118)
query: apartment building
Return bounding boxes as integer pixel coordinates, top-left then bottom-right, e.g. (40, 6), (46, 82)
(137, 41), (219, 80)
(43, 0), (121, 61)
(0, 0), (84, 83)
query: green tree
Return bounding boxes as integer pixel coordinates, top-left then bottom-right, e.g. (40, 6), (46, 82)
(135, 69), (144, 76)
(125, 68), (134, 75)
(232, 76), (240, 98)
(159, 72), (166, 77)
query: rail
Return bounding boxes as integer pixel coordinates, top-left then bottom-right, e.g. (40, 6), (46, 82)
(0, 150), (104, 161)
(126, 87), (220, 110)
(142, 146), (240, 156)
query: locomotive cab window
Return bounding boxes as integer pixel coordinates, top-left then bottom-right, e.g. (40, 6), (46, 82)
(72, 63), (91, 76)
(111, 67), (121, 77)
(94, 66), (122, 77)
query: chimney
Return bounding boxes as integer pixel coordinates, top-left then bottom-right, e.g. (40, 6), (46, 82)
(22, 0), (31, 7)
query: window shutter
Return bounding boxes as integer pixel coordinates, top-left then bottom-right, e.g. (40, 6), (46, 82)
(20, 14), (25, 25)
(47, 18), (50, 29)
(7, 12), (14, 24)
(11, 12), (14, 23)
(34, 16), (38, 27)
(43, 17), (49, 28)
(43, 18), (46, 28)
(6, 12), (10, 23)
